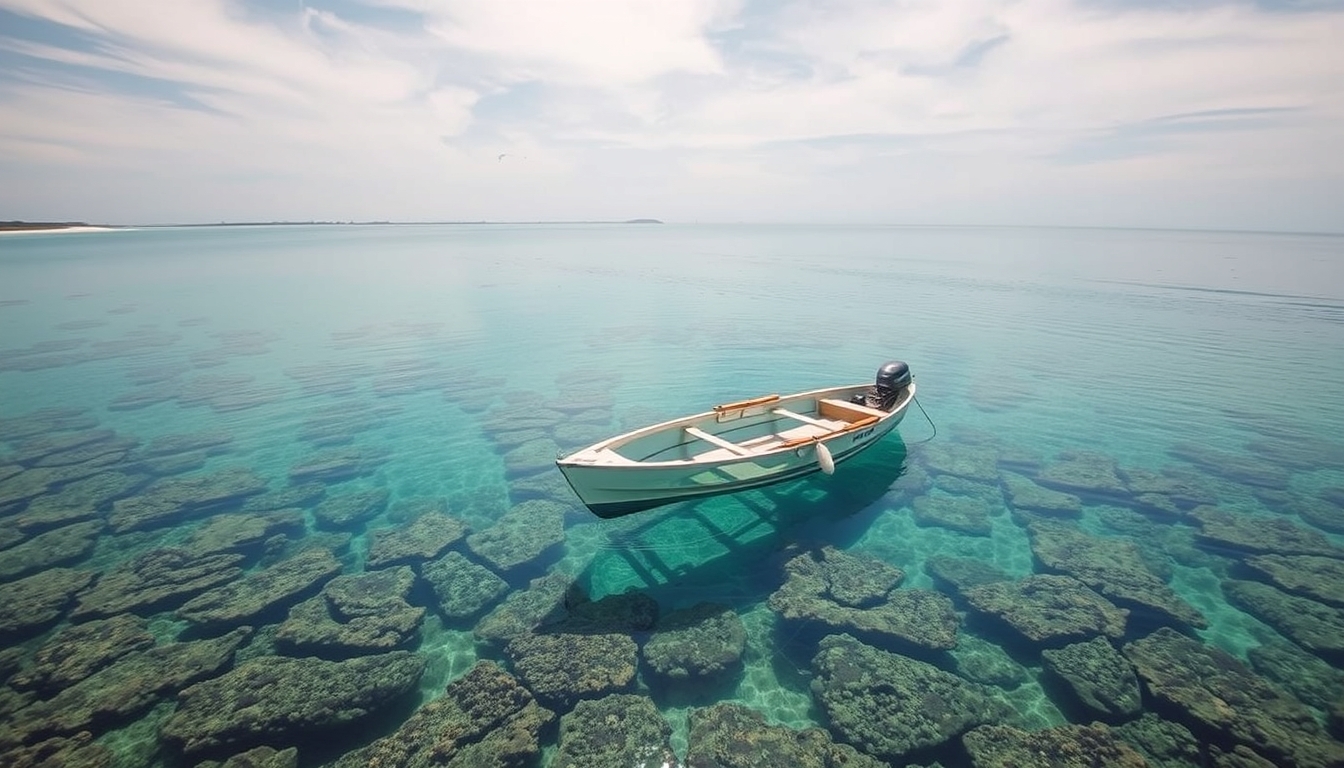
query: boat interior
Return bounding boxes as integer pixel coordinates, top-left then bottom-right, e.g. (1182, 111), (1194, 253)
(593, 388), (895, 465)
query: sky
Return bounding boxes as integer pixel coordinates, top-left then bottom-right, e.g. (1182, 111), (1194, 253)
(0, 0), (1342, 230)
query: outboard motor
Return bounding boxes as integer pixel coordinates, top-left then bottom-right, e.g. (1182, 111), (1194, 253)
(853, 360), (911, 411)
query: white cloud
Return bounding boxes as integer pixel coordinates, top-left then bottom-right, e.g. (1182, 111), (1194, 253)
(0, 0), (1340, 229)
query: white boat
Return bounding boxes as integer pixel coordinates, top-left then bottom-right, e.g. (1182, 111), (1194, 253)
(557, 361), (916, 518)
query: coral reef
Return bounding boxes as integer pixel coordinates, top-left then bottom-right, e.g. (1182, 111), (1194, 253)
(769, 547), (957, 651)
(1123, 626), (1344, 767)
(810, 633), (1012, 761)
(685, 701), (886, 768)
(553, 693), (679, 768)
(365, 511), (468, 568)
(177, 547), (342, 627)
(329, 660), (554, 768)
(275, 566), (424, 654)
(642, 602), (746, 685)
(961, 723), (1148, 767)
(1041, 636), (1142, 721)
(505, 632), (639, 708)
(963, 574), (1128, 646)
(420, 550), (509, 620)
(160, 651), (425, 757)
(465, 499), (566, 574)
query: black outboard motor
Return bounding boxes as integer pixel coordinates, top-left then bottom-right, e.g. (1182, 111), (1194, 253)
(852, 360), (911, 411)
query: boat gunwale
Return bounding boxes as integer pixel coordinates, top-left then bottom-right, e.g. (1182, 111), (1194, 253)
(556, 382), (915, 471)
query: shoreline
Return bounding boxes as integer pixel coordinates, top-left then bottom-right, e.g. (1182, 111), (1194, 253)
(0, 225), (123, 236)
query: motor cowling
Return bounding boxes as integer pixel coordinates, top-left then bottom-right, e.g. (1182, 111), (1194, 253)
(875, 360), (911, 391)
(856, 360), (911, 411)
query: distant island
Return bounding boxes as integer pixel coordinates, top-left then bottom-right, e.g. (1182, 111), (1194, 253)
(1, 219), (666, 230)
(1, 220), (95, 231)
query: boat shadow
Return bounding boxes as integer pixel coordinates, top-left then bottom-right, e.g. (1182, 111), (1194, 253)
(570, 437), (912, 605)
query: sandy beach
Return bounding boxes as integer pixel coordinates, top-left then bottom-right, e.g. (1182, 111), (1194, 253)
(0, 226), (122, 236)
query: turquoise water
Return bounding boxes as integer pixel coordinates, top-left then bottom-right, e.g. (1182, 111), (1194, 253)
(2, 224), (1344, 766)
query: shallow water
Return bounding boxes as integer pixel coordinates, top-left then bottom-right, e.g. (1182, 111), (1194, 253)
(2, 223), (1344, 766)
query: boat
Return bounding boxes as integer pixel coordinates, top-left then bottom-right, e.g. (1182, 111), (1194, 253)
(556, 361), (916, 518)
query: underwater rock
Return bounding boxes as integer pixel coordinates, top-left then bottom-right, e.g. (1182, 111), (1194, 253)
(160, 651), (424, 757)
(1191, 507), (1344, 559)
(1248, 640), (1344, 712)
(474, 571), (577, 651)
(1222, 579), (1344, 661)
(275, 566), (424, 654)
(932, 472), (1004, 502)
(0, 628), (249, 748)
(1035, 450), (1129, 498)
(1168, 443), (1291, 490)
(196, 745), (298, 768)
(182, 508), (306, 558)
(139, 430), (233, 458)
(558, 589), (661, 634)
(810, 633), (1013, 761)
(1002, 471), (1083, 518)
(920, 442), (1001, 483)
(1120, 466), (1217, 511)
(769, 548), (957, 651)
(1027, 519), (1206, 629)
(71, 549), (244, 619)
(1123, 626), (1344, 768)
(924, 556), (1013, 599)
(385, 495), (449, 523)
(506, 632), (638, 708)
(483, 404), (568, 436)
(365, 511), (469, 569)
(107, 467), (269, 533)
(0, 407), (97, 442)
(420, 550), (508, 620)
(501, 437), (563, 479)
(1244, 554), (1344, 608)
(553, 693), (678, 768)
(330, 659), (553, 768)
(0, 568), (96, 638)
(912, 494), (994, 536)
(311, 486), (388, 529)
(963, 574), (1128, 646)
(13, 472), (142, 534)
(177, 547), (341, 628)
(490, 427), (549, 451)
(551, 422), (613, 451)
(30, 435), (139, 469)
(949, 633), (1030, 690)
(0, 731), (113, 768)
(1296, 490), (1344, 534)
(796, 545), (905, 606)
(7, 428), (117, 466)
(685, 701), (886, 768)
(961, 723), (1148, 768)
(0, 646), (22, 679)
(1113, 712), (1202, 768)
(1041, 636), (1142, 721)
(9, 615), (154, 696)
(507, 469), (578, 506)
(642, 602), (746, 685)
(0, 520), (102, 581)
(0, 464), (109, 509)
(239, 482), (326, 513)
(465, 498), (565, 574)
(288, 447), (384, 484)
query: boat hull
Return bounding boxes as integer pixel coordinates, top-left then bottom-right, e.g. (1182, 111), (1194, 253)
(557, 383), (913, 518)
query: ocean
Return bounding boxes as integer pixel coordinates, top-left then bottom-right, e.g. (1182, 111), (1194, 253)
(1, 223), (1343, 767)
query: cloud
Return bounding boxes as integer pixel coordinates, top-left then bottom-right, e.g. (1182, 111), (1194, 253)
(0, 0), (1340, 229)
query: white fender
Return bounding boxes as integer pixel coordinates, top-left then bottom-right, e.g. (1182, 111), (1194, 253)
(817, 442), (835, 475)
